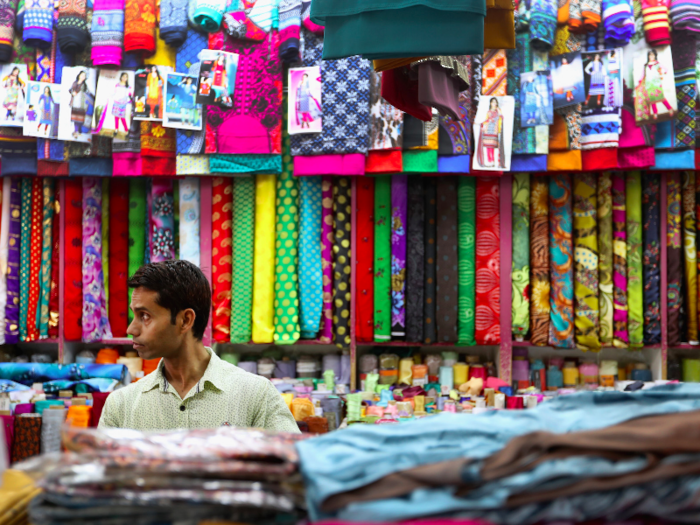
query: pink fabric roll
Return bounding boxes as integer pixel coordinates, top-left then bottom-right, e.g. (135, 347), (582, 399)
(113, 152), (142, 176)
(319, 176), (333, 344)
(1, 414), (13, 465)
(293, 154), (366, 176)
(91, 0), (125, 65)
(618, 146), (655, 169)
(14, 403), (34, 415)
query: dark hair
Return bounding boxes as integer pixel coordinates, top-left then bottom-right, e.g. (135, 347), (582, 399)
(128, 260), (211, 340)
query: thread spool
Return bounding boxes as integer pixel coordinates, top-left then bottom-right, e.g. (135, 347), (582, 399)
(683, 359), (700, 382)
(379, 354), (399, 370)
(399, 358), (414, 385)
(411, 364), (428, 386)
(360, 354), (378, 374)
(525, 396), (538, 409)
(599, 360), (618, 386)
(546, 366), (563, 390)
(468, 364), (487, 381)
(439, 366), (454, 394)
(117, 352), (144, 380)
(512, 360), (529, 382)
(506, 396), (524, 409)
(494, 393), (506, 409)
(425, 354), (443, 376)
(579, 362), (599, 386)
(238, 361), (258, 375)
(379, 369), (398, 385)
(96, 348), (119, 364)
(562, 363), (579, 387)
(453, 363), (469, 386)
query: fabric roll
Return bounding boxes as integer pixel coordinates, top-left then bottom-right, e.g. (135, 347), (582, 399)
(63, 179), (81, 342)
(573, 173), (601, 352)
(18, 178), (31, 342)
(390, 175), (407, 339)
(423, 178), (437, 345)
(511, 173), (530, 339)
(581, 0), (603, 30)
(108, 178), (129, 338)
(332, 177), (351, 350)
(82, 178), (112, 343)
(612, 172), (629, 347)
(475, 177), (501, 346)
(179, 177), (200, 267)
(25, 178), (42, 342)
(159, 0), (187, 47)
(685, 171), (699, 343)
(190, 0), (225, 32)
(149, 179), (175, 263)
(530, 0), (559, 50)
(103, 180), (109, 312)
(22, 0), (53, 49)
(457, 176), (476, 346)
(569, 0), (583, 29)
(373, 175), (391, 343)
(642, 0), (671, 45)
(530, 176), (550, 346)
(436, 177), (459, 344)
(127, 178), (146, 327)
(299, 177), (324, 340)
(124, 0), (156, 55)
(251, 174), (276, 344)
(0, 179), (8, 345)
(1, 414), (13, 465)
(667, 173), (683, 346)
(57, 0), (89, 55)
(548, 174), (575, 349)
(90, 0), (124, 65)
(597, 172), (613, 346)
(41, 408), (66, 454)
(626, 172), (643, 348)
(0, 0), (18, 62)
(602, 0), (634, 46)
(11, 414), (41, 463)
(38, 178), (54, 339)
(355, 178), (374, 343)
(48, 180), (60, 339)
(212, 177), (232, 343)
(274, 150), (301, 345)
(670, 0), (700, 30)
(319, 176), (333, 344)
(5, 177), (21, 339)
(230, 176), (255, 344)
(672, 32), (697, 150)
(641, 172), (661, 345)
(403, 178), (424, 343)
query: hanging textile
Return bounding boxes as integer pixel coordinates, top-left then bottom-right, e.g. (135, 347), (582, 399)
(626, 172), (643, 348)
(612, 172), (629, 347)
(212, 177), (232, 343)
(0, 0), (18, 62)
(602, 0), (634, 46)
(127, 178), (146, 326)
(332, 177), (351, 350)
(569, 0), (583, 29)
(373, 175), (391, 343)
(150, 179), (175, 263)
(37, 178), (54, 339)
(190, 0), (225, 32)
(25, 178), (42, 342)
(230, 176), (255, 344)
(90, 0), (124, 66)
(159, 0), (188, 47)
(457, 176), (476, 346)
(23, 0), (53, 49)
(82, 178), (112, 343)
(597, 172), (614, 346)
(300, 177), (324, 340)
(642, 0), (671, 46)
(509, 33), (538, 156)
(279, 0), (302, 62)
(124, 0), (156, 55)
(18, 178), (31, 342)
(530, 0), (559, 51)
(481, 49), (508, 96)
(573, 173), (601, 352)
(273, 152), (301, 345)
(57, 0), (89, 55)
(251, 174), (276, 344)
(580, 0), (603, 30)
(108, 178), (129, 338)
(390, 175), (407, 339)
(141, 122), (176, 176)
(512, 173), (530, 339)
(355, 178), (374, 342)
(548, 174), (575, 349)
(436, 177), (459, 344)
(670, 0), (700, 29)
(317, 177), (333, 344)
(530, 176), (550, 346)
(61, 179), (80, 342)
(667, 173), (683, 346)
(179, 177), (200, 267)
(423, 178), (437, 345)
(475, 177), (501, 346)
(48, 181), (60, 338)
(641, 172), (661, 345)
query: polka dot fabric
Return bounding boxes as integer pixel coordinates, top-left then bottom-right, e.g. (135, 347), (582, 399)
(18, 178), (31, 342)
(26, 178), (43, 341)
(332, 177), (351, 350)
(319, 177), (333, 344)
(435, 177), (459, 343)
(230, 177), (255, 344)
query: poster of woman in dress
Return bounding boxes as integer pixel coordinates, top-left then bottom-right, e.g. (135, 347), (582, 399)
(633, 46), (677, 124)
(92, 70), (134, 139)
(549, 52), (585, 109)
(58, 66), (97, 143)
(472, 96), (515, 171)
(520, 71), (553, 127)
(133, 65), (171, 121)
(23, 81), (60, 138)
(163, 72), (202, 131)
(582, 49), (623, 110)
(288, 66), (322, 135)
(0, 64), (27, 127)
(196, 50), (238, 108)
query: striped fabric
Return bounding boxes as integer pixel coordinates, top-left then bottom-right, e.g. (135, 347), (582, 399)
(670, 0), (700, 30)
(642, 0), (671, 45)
(602, 0), (634, 45)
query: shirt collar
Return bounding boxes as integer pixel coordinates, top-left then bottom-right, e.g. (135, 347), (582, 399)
(141, 347), (226, 393)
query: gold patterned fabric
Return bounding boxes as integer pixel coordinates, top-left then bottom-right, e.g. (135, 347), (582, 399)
(332, 177), (352, 350)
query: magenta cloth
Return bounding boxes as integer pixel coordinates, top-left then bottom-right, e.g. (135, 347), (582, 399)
(619, 108), (653, 148)
(1, 414), (13, 464)
(618, 146), (655, 168)
(90, 0), (124, 66)
(14, 403), (34, 415)
(319, 176), (333, 344)
(113, 153), (142, 176)
(293, 154), (366, 176)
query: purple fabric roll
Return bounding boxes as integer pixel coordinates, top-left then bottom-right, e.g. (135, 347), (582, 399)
(391, 175), (408, 339)
(319, 176), (333, 344)
(273, 360), (296, 378)
(14, 403), (34, 415)
(237, 361), (258, 374)
(5, 178), (21, 344)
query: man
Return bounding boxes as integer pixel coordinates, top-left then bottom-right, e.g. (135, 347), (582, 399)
(99, 260), (300, 433)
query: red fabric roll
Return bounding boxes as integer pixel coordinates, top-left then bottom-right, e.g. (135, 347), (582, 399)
(365, 150), (403, 174)
(212, 177), (233, 342)
(109, 179), (130, 337)
(475, 177), (500, 345)
(582, 148), (618, 171)
(26, 178), (43, 341)
(37, 160), (69, 177)
(48, 183), (60, 339)
(64, 179), (83, 341)
(355, 177), (374, 343)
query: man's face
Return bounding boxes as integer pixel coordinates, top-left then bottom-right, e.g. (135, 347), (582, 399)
(127, 287), (182, 360)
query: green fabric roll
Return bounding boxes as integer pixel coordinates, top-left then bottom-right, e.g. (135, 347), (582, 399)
(128, 178), (147, 326)
(403, 150), (438, 172)
(38, 178), (55, 338)
(512, 173), (530, 338)
(374, 175), (391, 342)
(457, 177), (476, 346)
(230, 176), (256, 344)
(626, 171), (643, 348)
(19, 178), (31, 341)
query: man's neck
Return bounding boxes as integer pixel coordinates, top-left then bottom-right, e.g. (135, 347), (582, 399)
(161, 341), (211, 400)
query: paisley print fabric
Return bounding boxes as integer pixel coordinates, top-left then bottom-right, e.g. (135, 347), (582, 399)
(212, 177), (232, 343)
(597, 172), (614, 346)
(475, 177), (500, 346)
(642, 172), (661, 345)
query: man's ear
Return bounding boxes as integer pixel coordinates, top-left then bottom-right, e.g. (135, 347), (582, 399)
(179, 308), (197, 335)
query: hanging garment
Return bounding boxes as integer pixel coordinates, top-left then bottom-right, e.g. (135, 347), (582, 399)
(667, 172), (683, 346)
(127, 178), (146, 326)
(423, 178), (437, 344)
(373, 175), (391, 343)
(124, 0), (156, 55)
(390, 175), (407, 340)
(150, 179), (175, 262)
(672, 32), (697, 150)
(548, 174), (575, 349)
(179, 177), (200, 267)
(279, 0), (302, 62)
(299, 176), (324, 340)
(159, 0), (188, 47)
(597, 172), (614, 346)
(612, 172), (629, 347)
(530, 176), (550, 346)
(436, 177), (459, 344)
(475, 177), (501, 345)
(642, 172), (661, 344)
(457, 176), (476, 346)
(573, 173), (601, 351)
(22, 0), (52, 49)
(332, 177), (351, 350)
(212, 177), (232, 343)
(251, 174), (276, 344)
(602, 0), (634, 46)
(37, 178), (54, 339)
(642, 0), (671, 45)
(530, 0), (559, 50)
(319, 176), (333, 344)
(406, 178), (424, 343)
(230, 176), (255, 344)
(512, 173), (530, 339)
(670, 0), (700, 29)
(626, 171), (643, 348)
(18, 178), (31, 342)
(57, 0), (88, 55)
(108, 178), (129, 338)
(91, 0), (124, 65)
(190, 0), (225, 32)
(0, 0), (18, 62)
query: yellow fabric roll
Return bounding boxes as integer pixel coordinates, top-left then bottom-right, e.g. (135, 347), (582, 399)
(252, 174), (277, 343)
(0, 469), (41, 524)
(144, 29), (176, 68)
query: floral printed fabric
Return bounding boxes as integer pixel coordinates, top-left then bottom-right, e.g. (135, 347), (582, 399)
(612, 172), (628, 347)
(436, 177), (459, 344)
(530, 176), (550, 346)
(475, 177), (501, 345)
(642, 172), (661, 344)
(179, 178), (200, 267)
(457, 177), (476, 346)
(667, 172), (683, 346)
(373, 175), (391, 342)
(548, 174), (575, 349)
(390, 175), (407, 339)
(149, 180), (175, 263)
(597, 172), (614, 345)
(626, 172), (643, 348)
(82, 178), (112, 343)
(512, 173), (530, 339)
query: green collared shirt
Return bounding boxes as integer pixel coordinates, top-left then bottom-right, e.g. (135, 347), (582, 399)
(98, 348), (300, 433)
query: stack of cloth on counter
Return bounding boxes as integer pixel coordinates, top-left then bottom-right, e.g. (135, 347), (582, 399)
(24, 425), (308, 525)
(298, 383), (700, 524)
